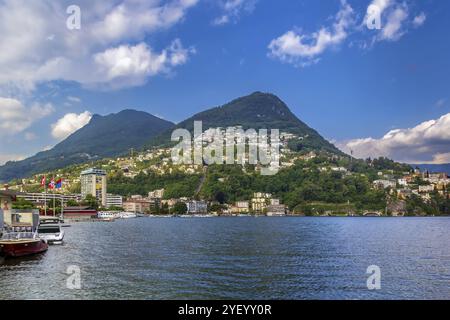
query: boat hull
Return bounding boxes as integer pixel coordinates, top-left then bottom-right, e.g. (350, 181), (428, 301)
(0, 239), (48, 258)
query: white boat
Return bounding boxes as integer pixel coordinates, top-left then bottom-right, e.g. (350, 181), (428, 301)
(97, 211), (118, 220)
(37, 218), (64, 245)
(118, 212), (137, 219)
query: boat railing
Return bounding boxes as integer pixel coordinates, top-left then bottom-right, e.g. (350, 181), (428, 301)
(1, 231), (38, 240)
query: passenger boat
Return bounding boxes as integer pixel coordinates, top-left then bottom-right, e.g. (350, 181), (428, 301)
(118, 212), (137, 219)
(0, 232), (48, 258)
(38, 218), (65, 245)
(97, 211), (118, 221)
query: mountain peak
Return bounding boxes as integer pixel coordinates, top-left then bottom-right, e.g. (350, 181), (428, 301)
(148, 92), (341, 155)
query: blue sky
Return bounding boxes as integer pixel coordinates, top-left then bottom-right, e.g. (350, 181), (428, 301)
(0, 0), (449, 164)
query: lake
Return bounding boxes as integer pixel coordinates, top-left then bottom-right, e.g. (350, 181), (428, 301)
(1, 217), (449, 300)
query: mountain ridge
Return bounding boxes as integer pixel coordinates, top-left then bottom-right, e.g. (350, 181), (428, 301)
(0, 92), (343, 182)
(0, 109), (175, 182)
(411, 163), (450, 175)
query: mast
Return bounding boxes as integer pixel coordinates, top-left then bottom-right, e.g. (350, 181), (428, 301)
(44, 180), (47, 216)
(53, 181), (56, 217)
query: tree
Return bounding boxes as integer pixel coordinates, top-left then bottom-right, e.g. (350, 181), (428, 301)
(82, 194), (99, 210)
(171, 202), (187, 215)
(12, 197), (36, 210)
(66, 199), (79, 207)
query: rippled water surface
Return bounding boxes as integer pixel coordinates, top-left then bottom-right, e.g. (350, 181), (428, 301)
(1, 217), (449, 299)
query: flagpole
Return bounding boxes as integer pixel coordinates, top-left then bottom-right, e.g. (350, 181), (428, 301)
(60, 179), (64, 220)
(53, 177), (56, 217)
(44, 176), (47, 216)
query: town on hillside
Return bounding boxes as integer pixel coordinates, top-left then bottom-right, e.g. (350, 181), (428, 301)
(2, 130), (449, 220)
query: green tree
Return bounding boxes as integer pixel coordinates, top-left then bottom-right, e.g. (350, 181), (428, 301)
(171, 202), (187, 215)
(12, 197), (36, 210)
(82, 194), (99, 210)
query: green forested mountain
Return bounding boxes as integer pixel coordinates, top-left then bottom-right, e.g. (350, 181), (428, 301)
(148, 92), (341, 154)
(0, 110), (174, 182)
(1, 92), (342, 182)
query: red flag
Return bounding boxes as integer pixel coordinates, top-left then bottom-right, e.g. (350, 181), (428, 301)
(40, 176), (46, 187)
(48, 178), (55, 190)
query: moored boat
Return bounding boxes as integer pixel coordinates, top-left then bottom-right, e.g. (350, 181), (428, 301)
(0, 232), (48, 258)
(118, 212), (137, 219)
(97, 211), (118, 221)
(38, 218), (65, 245)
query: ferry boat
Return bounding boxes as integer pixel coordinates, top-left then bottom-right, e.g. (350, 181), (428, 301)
(0, 231), (48, 258)
(118, 212), (137, 219)
(97, 211), (118, 221)
(38, 218), (65, 245)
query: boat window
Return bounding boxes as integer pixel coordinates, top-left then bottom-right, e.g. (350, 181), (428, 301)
(38, 227), (60, 233)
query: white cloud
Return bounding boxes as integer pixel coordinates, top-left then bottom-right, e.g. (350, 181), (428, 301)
(0, 97), (54, 135)
(269, 0), (426, 67)
(379, 4), (408, 41)
(337, 113), (450, 164)
(51, 111), (92, 141)
(212, 0), (257, 26)
(413, 12), (426, 28)
(93, 40), (195, 88)
(0, 0), (198, 91)
(268, 0), (354, 66)
(67, 96), (81, 103)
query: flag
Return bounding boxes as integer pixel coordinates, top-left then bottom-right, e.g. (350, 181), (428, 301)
(48, 178), (55, 190)
(40, 176), (46, 187)
(55, 178), (63, 189)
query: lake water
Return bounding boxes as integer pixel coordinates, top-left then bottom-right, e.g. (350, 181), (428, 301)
(1, 217), (449, 300)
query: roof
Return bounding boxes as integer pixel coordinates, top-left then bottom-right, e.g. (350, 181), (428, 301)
(0, 190), (17, 200)
(64, 206), (92, 211)
(80, 168), (106, 176)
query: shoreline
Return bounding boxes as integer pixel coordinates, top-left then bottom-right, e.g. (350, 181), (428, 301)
(62, 214), (450, 223)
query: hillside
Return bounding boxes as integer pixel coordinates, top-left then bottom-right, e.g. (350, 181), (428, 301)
(148, 92), (342, 154)
(0, 110), (174, 182)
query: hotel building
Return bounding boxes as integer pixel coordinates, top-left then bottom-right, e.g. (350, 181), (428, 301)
(80, 168), (107, 207)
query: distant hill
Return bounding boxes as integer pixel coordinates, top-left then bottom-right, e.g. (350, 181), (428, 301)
(411, 163), (450, 175)
(148, 91), (341, 154)
(0, 110), (174, 182)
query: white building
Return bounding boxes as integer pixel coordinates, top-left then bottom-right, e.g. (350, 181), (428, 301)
(148, 189), (164, 199)
(80, 168), (107, 207)
(331, 167), (348, 172)
(186, 200), (208, 214)
(418, 185), (435, 193)
(267, 198), (286, 216)
(106, 194), (123, 208)
(231, 201), (249, 214)
(373, 180), (396, 189)
(251, 193), (272, 213)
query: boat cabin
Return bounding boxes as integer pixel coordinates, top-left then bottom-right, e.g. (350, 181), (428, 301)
(1, 190), (15, 230)
(1, 190), (40, 232)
